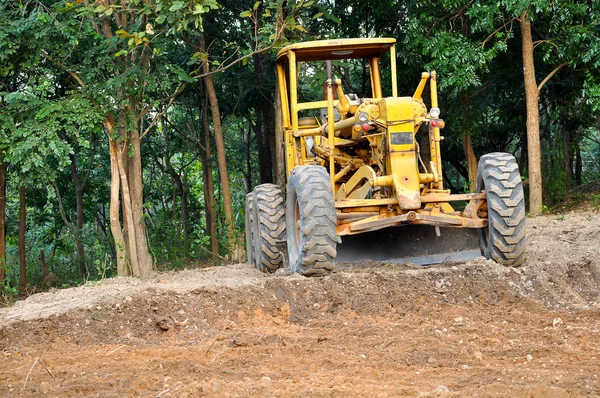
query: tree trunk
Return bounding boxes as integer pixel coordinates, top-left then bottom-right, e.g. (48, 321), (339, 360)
(520, 10), (543, 215)
(39, 249), (58, 288)
(116, 143), (142, 277)
(246, 120), (253, 193)
(156, 120), (190, 255)
(199, 32), (236, 258)
(519, 129), (528, 176)
(40, 249), (49, 280)
(108, 131), (128, 276)
(19, 185), (26, 295)
(201, 86), (219, 263)
(251, 22), (274, 184)
(181, 171), (189, 251)
(462, 133), (478, 192)
(127, 134), (153, 278)
(69, 153), (87, 278)
(461, 94), (477, 192)
(562, 124), (573, 186)
(254, 114), (271, 184)
(0, 158), (5, 283)
(575, 146), (582, 186)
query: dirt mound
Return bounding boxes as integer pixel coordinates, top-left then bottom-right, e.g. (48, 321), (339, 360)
(1, 211), (599, 397)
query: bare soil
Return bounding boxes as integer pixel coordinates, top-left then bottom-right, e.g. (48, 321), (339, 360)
(1, 210), (600, 397)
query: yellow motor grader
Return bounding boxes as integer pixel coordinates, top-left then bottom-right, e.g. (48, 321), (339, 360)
(245, 38), (526, 276)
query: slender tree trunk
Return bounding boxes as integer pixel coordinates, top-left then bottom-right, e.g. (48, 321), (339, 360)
(562, 124), (573, 186)
(117, 144), (142, 277)
(246, 121), (253, 193)
(519, 129), (528, 176)
(40, 249), (49, 280)
(199, 32), (236, 258)
(0, 158), (5, 283)
(18, 186), (26, 295)
(201, 87), (219, 263)
(69, 153), (87, 278)
(462, 134), (478, 191)
(108, 133), (128, 276)
(156, 121), (189, 255)
(461, 94), (477, 191)
(520, 10), (543, 215)
(119, 132), (130, 265)
(261, 106), (275, 184)
(254, 115), (271, 184)
(127, 134), (153, 278)
(575, 146), (582, 186)
(251, 21), (274, 184)
(181, 171), (189, 252)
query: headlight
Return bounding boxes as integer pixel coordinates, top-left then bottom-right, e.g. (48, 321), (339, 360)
(358, 112), (369, 122)
(430, 107), (441, 118)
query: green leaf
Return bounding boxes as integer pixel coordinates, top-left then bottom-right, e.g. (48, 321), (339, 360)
(93, 5), (106, 13)
(169, 1), (185, 12)
(240, 10), (252, 17)
(115, 29), (130, 38)
(104, 7), (113, 16)
(253, 1), (260, 10)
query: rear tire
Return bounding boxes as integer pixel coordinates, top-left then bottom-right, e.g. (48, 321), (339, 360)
(244, 193), (255, 266)
(252, 184), (286, 273)
(286, 166), (337, 276)
(477, 153), (526, 266)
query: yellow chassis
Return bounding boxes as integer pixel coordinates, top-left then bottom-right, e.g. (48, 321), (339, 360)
(276, 39), (487, 238)
(335, 192), (488, 236)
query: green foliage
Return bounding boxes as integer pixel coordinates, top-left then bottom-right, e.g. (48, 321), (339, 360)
(1, 279), (19, 306)
(541, 204), (551, 215)
(1, 0), (600, 295)
(592, 193), (600, 209)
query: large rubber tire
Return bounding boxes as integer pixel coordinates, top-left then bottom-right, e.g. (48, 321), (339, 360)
(252, 184), (286, 273)
(476, 152), (526, 266)
(244, 193), (255, 266)
(286, 166), (337, 276)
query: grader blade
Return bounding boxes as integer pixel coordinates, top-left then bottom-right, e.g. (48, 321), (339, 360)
(335, 225), (481, 266)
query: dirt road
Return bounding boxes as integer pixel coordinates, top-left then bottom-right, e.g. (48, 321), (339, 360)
(1, 211), (600, 397)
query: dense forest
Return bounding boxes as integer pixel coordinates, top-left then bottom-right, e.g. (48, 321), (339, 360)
(0, 0), (599, 299)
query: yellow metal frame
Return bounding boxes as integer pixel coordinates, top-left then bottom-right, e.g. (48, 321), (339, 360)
(275, 38), (484, 237)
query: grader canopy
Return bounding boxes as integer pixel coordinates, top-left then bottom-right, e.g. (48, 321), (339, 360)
(245, 38), (527, 276)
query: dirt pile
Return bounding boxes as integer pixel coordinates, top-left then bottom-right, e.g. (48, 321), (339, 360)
(0, 211), (599, 397)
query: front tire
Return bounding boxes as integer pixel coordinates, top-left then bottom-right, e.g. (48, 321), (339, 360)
(477, 153), (526, 266)
(252, 184), (286, 273)
(286, 166), (337, 276)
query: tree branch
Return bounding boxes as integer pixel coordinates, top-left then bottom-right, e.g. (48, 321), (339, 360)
(139, 84), (184, 140)
(537, 62), (567, 93)
(41, 50), (86, 88)
(53, 182), (74, 231)
(137, 83), (186, 122)
(481, 17), (516, 48)
(188, 18), (285, 81)
(468, 81), (492, 99)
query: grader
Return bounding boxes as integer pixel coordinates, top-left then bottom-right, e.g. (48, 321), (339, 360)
(245, 38), (526, 276)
